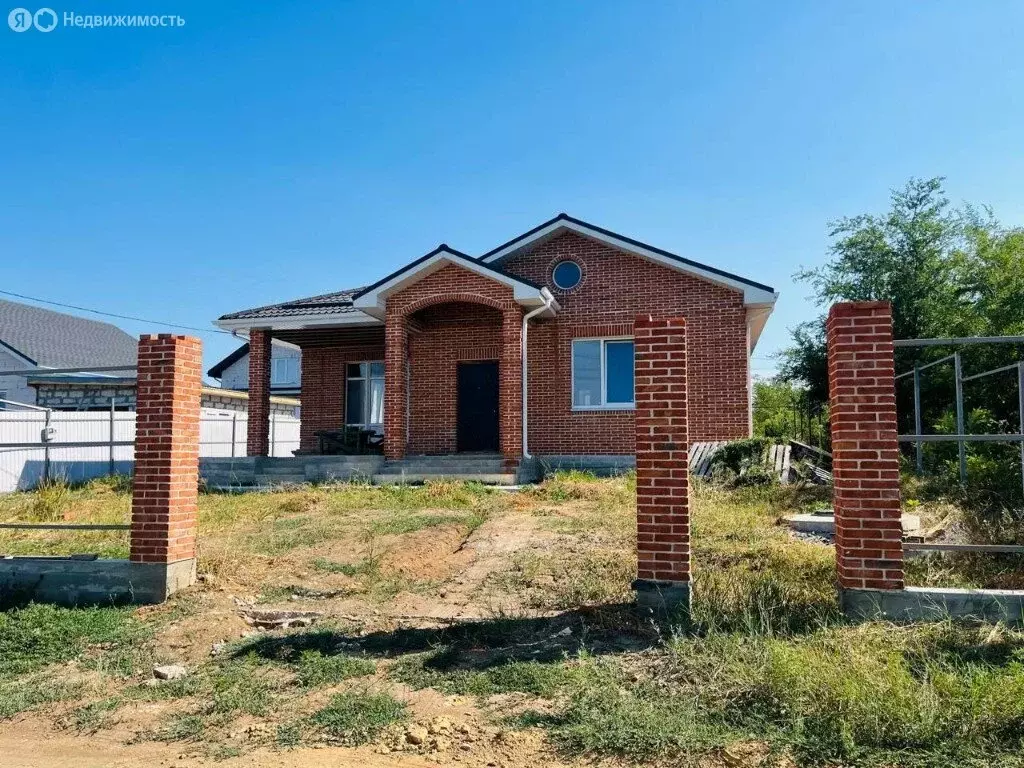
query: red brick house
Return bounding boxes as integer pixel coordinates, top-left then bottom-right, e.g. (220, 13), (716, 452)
(216, 214), (777, 472)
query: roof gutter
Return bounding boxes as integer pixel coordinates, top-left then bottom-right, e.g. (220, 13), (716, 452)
(521, 288), (558, 459)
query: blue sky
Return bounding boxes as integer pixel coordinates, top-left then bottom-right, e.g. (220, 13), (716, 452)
(3, 1), (1023, 377)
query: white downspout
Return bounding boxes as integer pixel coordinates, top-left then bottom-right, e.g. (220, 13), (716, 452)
(521, 289), (557, 459)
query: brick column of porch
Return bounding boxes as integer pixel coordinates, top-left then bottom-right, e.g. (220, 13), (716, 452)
(827, 301), (904, 592)
(246, 329), (272, 457)
(633, 314), (691, 614)
(384, 314), (408, 460)
(499, 307), (523, 468)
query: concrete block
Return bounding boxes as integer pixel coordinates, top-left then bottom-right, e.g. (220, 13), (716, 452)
(787, 511), (920, 534)
(633, 578), (690, 618)
(842, 586), (1024, 625)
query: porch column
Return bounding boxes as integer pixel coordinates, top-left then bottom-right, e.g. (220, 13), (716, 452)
(384, 313), (407, 460)
(247, 328), (272, 457)
(499, 307), (523, 467)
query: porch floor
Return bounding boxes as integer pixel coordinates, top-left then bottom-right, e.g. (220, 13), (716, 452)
(199, 453), (518, 490)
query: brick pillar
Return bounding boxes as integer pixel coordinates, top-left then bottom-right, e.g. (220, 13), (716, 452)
(247, 329), (271, 457)
(499, 307), (523, 468)
(633, 315), (691, 614)
(384, 313), (407, 460)
(827, 301), (904, 592)
(129, 334), (201, 600)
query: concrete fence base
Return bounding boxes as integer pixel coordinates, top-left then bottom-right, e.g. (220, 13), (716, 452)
(632, 579), (691, 615)
(842, 586), (1024, 625)
(0, 557), (196, 607)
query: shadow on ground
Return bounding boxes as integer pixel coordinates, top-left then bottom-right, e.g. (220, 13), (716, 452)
(231, 603), (659, 670)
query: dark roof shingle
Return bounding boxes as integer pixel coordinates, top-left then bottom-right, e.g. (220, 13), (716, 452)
(0, 299), (137, 369)
(218, 288), (364, 321)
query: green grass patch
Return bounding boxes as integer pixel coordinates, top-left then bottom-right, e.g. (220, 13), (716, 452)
(208, 656), (283, 716)
(69, 696), (124, 732)
(309, 689), (407, 744)
(0, 673), (87, 720)
(392, 652), (581, 698)
(295, 650), (376, 688)
(0, 604), (143, 678)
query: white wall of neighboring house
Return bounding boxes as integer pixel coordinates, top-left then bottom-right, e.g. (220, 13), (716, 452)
(221, 342), (301, 391)
(0, 346), (35, 407)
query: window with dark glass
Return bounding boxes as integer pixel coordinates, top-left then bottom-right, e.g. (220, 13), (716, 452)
(571, 338), (634, 408)
(552, 260), (582, 290)
(345, 361), (385, 428)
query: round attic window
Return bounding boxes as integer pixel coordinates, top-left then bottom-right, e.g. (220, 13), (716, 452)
(552, 260), (582, 291)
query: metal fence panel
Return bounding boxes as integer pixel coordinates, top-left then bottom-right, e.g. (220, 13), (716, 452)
(0, 409), (300, 492)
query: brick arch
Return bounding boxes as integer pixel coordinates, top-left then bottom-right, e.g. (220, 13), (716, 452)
(395, 291), (515, 318)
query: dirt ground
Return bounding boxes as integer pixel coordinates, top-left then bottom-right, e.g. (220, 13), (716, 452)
(0, 481), (654, 768)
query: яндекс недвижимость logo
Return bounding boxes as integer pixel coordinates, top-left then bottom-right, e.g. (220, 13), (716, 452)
(8, 9), (184, 31)
(8, 7), (56, 31)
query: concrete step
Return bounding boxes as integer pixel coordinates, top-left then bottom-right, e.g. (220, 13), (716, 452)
(383, 458), (506, 470)
(258, 466), (310, 476)
(372, 473), (516, 486)
(253, 474), (307, 485)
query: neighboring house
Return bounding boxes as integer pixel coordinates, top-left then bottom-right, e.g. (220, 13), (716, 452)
(27, 375), (299, 417)
(217, 214), (778, 467)
(207, 339), (301, 396)
(0, 299), (137, 409)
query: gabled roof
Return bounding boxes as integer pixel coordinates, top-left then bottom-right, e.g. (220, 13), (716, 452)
(0, 299), (137, 370)
(213, 214), (775, 341)
(351, 244), (556, 319)
(480, 213), (777, 305)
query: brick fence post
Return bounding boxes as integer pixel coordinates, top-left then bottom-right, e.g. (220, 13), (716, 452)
(827, 301), (904, 598)
(633, 314), (691, 614)
(129, 334), (201, 601)
(247, 329), (271, 456)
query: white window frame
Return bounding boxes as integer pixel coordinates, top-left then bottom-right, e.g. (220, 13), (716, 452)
(570, 336), (635, 411)
(345, 361), (385, 429)
(270, 356), (299, 386)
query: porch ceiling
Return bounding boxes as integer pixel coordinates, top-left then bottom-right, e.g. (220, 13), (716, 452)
(272, 325), (385, 348)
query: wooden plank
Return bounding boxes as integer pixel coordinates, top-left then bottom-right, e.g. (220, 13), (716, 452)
(702, 441), (723, 476)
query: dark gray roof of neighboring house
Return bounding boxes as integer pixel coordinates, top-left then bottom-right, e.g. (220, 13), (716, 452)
(218, 288), (364, 321)
(0, 299), (138, 369)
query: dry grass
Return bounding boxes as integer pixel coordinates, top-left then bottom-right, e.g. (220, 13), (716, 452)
(1, 472), (1022, 766)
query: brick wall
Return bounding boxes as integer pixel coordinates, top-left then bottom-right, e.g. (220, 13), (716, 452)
(130, 335), (201, 564)
(827, 301), (904, 591)
(384, 264), (522, 462)
(634, 315), (690, 584)
(407, 302), (504, 454)
(246, 329), (271, 456)
(298, 341), (385, 451)
(503, 231), (750, 453)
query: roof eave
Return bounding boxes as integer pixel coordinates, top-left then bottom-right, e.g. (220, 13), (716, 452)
(214, 311), (383, 334)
